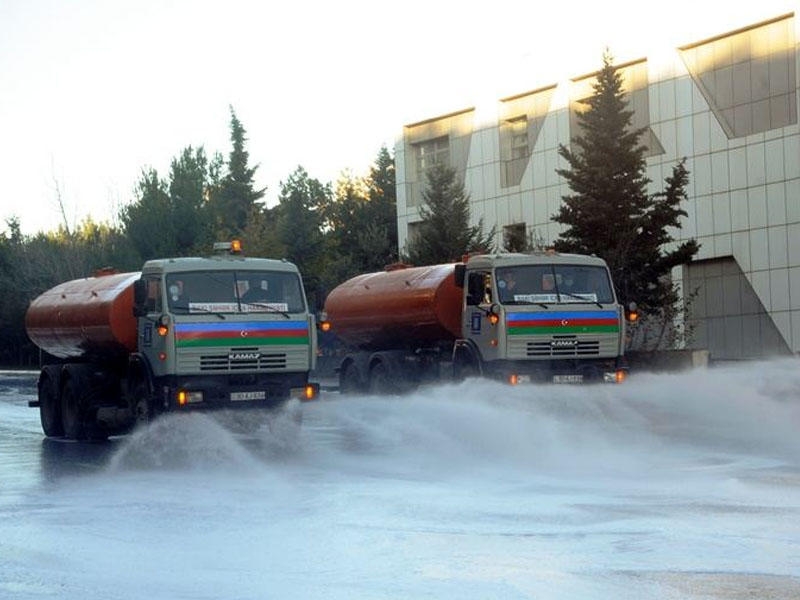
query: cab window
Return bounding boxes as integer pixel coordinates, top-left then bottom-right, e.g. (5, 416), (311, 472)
(144, 276), (162, 313)
(466, 271), (491, 305)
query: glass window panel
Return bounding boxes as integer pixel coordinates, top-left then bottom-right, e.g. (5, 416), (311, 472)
(768, 54), (790, 95)
(752, 98), (771, 132)
(732, 62), (751, 105)
(700, 71), (715, 95)
(751, 57), (770, 101)
(734, 104), (752, 137)
(715, 65), (734, 109)
(770, 94), (791, 129)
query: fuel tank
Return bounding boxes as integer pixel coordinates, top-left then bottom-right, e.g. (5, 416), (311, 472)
(324, 264), (463, 350)
(25, 271), (141, 360)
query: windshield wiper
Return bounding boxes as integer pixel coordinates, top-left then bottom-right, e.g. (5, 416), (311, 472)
(171, 304), (227, 320)
(557, 291), (603, 309)
(503, 300), (549, 309)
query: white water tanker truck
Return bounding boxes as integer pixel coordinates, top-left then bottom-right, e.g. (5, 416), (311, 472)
(322, 251), (636, 393)
(25, 241), (319, 439)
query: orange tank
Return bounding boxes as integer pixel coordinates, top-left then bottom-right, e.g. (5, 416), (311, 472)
(324, 263), (463, 350)
(25, 271), (141, 360)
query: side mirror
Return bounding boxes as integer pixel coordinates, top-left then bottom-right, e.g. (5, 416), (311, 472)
(454, 264), (466, 288)
(133, 279), (147, 317)
(626, 301), (639, 323)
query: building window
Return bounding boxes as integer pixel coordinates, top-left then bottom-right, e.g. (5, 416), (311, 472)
(679, 14), (797, 138)
(415, 136), (450, 179)
(503, 223), (527, 252)
(500, 117), (529, 188)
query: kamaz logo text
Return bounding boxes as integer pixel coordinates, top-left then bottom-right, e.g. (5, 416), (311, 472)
(550, 339), (578, 348)
(229, 352), (260, 361)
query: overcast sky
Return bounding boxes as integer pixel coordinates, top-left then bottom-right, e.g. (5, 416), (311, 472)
(1, 0), (795, 235)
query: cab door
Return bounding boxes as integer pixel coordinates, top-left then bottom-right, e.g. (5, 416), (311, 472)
(136, 274), (169, 375)
(463, 270), (498, 361)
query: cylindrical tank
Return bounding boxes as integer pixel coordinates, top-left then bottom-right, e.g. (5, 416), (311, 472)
(324, 263), (463, 351)
(25, 271), (142, 360)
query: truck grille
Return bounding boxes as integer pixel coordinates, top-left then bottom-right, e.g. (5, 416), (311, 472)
(200, 352), (287, 371)
(177, 346), (308, 373)
(507, 335), (618, 359)
(526, 338), (600, 357)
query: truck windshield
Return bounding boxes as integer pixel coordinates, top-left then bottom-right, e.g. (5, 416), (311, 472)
(166, 271), (306, 314)
(496, 265), (614, 305)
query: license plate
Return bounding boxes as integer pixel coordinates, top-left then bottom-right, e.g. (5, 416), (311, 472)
(553, 374), (583, 384)
(230, 390), (266, 401)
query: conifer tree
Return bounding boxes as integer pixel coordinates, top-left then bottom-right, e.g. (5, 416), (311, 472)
(208, 107), (266, 237)
(405, 163), (494, 265)
(554, 51), (699, 325)
(364, 146), (398, 265)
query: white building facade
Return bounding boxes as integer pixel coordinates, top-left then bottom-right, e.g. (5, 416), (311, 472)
(395, 12), (800, 360)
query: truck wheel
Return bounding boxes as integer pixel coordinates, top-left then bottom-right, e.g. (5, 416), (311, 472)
(61, 377), (86, 440)
(39, 373), (64, 438)
(453, 355), (479, 382)
(132, 381), (153, 426)
(339, 362), (363, 394)
(369, 361), (393, 395)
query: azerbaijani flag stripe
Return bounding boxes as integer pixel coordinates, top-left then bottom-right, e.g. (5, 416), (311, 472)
(175, 321), (309, 347)
(176, 321), (307, 332)
(507, 311), (618, 322)
(177, 329), (308, 340)
(510, 325), (620, 335)
(507, 311), (619, 335)
(178, 337), (309, 348)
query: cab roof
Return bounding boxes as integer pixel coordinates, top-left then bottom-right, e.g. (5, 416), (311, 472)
(141, 255), (299, 275)
(465, 251), (609, 270)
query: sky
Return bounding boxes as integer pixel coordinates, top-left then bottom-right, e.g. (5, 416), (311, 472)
(1, 0), (796, 235)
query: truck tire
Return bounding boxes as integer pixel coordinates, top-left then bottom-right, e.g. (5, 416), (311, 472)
(453, 353), (480, 382)
(38, 371), (64, 438)
(369, 361), (393, 395)
(61, 376), (87, 440)
(132, 381), (153, 427)
(339, 361), (363, 395)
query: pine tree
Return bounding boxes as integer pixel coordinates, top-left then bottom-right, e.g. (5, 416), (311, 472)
(208, 107), (266, 238)
(169, 146), (211, 253)
(554, 51), (699, 325)
(275, 166), (329, 308)
(405, 163), (494, 265)
(364, 146), (398, 266)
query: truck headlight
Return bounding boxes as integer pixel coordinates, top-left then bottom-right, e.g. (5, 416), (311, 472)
(604, 370), (626, 383)
(177, 390), (204, 406)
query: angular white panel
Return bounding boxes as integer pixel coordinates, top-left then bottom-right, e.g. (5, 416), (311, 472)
(789, 223), (800, 267)
(749, 269), (772, 311)
(749, 228), (770, 271)
(729, 147), (748, 190)
(768, 225), (789, 269)
(765, 138), (786, 184)
(712, 192), (731, 234)
(696, 195), (714, 236)
(692, 113), (711, 155)
(790, 267), (800, 310)
(746, 142), (766, 187)
(711, 151), (729, 194)
(770, 268), (790, 311)
(732, 231), (751, 271)
(766, 181), (787, 226)
(748, 186), (768, 229)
